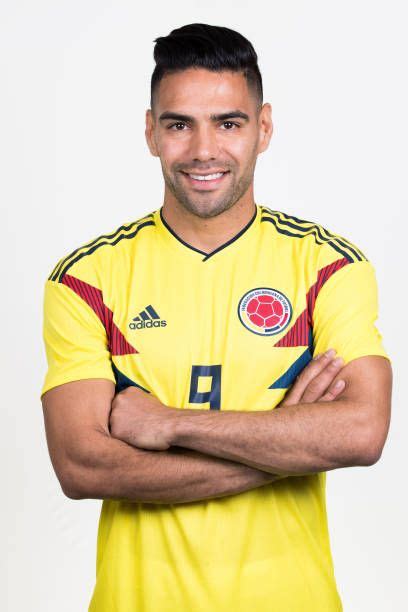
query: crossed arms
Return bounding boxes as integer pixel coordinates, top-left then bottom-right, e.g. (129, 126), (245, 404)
(41, 351), (392, 503)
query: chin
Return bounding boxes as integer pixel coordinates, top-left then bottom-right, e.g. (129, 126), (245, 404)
(179, 195), (237, 219)
(190, 204), (229, 219)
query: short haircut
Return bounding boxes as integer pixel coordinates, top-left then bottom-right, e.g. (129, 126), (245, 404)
(150, 23), (263, 111)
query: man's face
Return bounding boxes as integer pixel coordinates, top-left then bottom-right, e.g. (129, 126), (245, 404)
(146, 68), (272, 219)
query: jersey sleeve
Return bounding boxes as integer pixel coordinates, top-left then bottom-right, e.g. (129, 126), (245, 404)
(40, 279), (116, 397)
(312, 260), (390, 364)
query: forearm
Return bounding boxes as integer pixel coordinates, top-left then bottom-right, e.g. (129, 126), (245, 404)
(170, 399), (375, 475)
(66, 430), (281, 503)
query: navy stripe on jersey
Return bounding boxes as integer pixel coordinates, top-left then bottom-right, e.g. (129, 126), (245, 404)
(49, 213), (155, 282)
(261, 207), (366, 261)
(265, 208), (366, 260)
(260, 207), (366, 262)
(278, 213), (367, 262)
(270, 328), (314, 389)
(270, 210), (366, 262)
(261, 216), (360, 261)
(52, 218), (155, 282)
(112, 363), (150, 394)
(261, 214), (354, 262)
(269, 346), (313, 389)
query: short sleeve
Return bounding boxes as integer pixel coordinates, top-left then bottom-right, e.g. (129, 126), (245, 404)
(40, 279), (116, 397)
(312, 260), (390, 365)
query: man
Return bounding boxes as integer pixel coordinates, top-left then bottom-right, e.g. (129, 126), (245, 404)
(41, 23), (392, 611)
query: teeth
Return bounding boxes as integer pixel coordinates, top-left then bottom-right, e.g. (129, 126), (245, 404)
(188, 172), (224, 181)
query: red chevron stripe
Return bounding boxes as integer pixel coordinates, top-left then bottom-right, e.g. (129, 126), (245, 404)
(275, 257), (349, 347)
(307, 257), (349, 320)
(275, 309), (309, 347)
(61, 274), (138, 356)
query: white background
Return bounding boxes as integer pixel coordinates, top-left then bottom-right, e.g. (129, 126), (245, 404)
(1, 1), (407, 610)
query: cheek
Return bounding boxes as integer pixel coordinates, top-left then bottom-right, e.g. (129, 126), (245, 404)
(159, 137), (189, 167)
(225, 138), (257, 170)
(220, 129), (258, 159)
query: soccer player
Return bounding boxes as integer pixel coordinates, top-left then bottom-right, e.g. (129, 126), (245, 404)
(41, 23), (392, 612)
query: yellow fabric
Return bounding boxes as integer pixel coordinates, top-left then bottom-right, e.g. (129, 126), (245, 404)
(41, 204), (389, 611)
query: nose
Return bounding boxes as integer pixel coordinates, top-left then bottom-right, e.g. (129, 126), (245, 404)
(189, 123), (220, 162)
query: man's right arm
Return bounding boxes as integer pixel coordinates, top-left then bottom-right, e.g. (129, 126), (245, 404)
(42, 379), (277, 504)
(42, 353), (344, 503)
(41, 277), (282, 503)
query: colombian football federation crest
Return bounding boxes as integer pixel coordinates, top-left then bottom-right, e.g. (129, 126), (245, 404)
(238, 287), (292, 336)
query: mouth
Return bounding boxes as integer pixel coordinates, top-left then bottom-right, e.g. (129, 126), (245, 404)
(180, 170), (230, 190)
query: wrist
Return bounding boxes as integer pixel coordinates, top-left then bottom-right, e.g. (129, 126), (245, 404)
(169, 410), (200, 446)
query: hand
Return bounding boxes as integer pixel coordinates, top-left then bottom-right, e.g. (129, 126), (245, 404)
(279, 349), (345, 408)
(109, 386), (179, 450)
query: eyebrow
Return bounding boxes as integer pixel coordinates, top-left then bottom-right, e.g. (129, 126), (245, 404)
(158, 110), (250, 123)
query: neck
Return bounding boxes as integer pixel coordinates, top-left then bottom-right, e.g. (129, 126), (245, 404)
(161, 190), (257, 254)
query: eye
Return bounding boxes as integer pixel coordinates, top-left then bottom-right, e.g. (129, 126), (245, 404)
(168, 122), (187, 131)
(222, 121), (240, 130)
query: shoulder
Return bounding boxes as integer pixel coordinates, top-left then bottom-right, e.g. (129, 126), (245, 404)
(47, 211), (156, 283)
(259, 205), (368, 264)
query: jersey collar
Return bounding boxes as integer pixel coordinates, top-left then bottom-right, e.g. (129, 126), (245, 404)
(155, 204), (261, 262)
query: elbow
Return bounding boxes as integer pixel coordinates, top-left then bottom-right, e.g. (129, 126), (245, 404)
(358, 443), (383, 467)
(355, 427), (387, 467)
(61, 478), (85, 501)
(48, 431), (112, 501)
(59, 465), (89, 500)
(57, 433), (112, 500)
(63, 486), (84, 500)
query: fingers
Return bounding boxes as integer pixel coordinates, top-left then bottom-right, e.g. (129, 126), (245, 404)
(301, 354), (344, 403)
(282, 349), (340, 407)
(318, 378), (346, 402)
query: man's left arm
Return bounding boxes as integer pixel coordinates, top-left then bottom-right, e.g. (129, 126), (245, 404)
(167, 355), (392, 474)
(167, 256), (393, 474)
(110, 258), (392, 475)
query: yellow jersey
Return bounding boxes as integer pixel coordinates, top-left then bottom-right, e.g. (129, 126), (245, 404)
(41, 204), (389, 611)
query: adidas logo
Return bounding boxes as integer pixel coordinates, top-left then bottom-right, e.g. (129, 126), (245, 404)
(129, 305), (167, 330)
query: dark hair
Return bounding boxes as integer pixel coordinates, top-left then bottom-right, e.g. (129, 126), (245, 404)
(150, 23), (263, 111)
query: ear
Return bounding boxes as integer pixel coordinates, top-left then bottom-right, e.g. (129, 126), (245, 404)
(145, 109), (159, 157)
(257, 103), (273, 154)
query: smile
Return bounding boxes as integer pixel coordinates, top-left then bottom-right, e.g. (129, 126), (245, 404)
(180, 170), (230, 189)
(188, 172), (224, 181)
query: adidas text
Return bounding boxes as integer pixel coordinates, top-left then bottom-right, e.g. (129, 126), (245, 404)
(129, 320), (167, 330)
